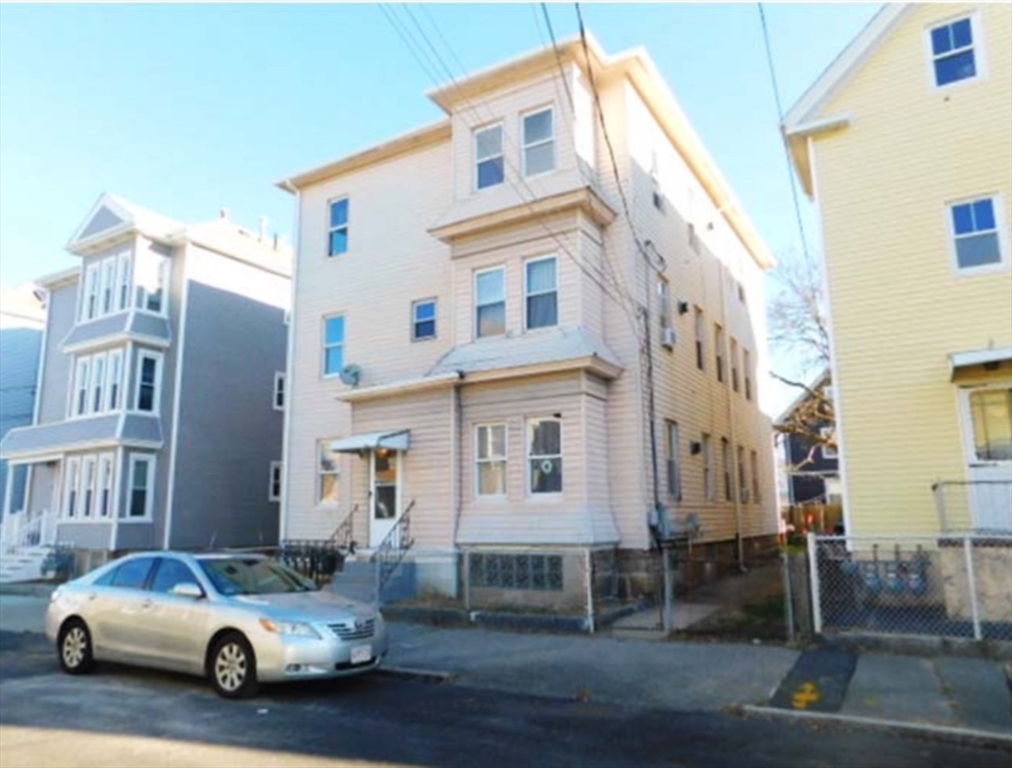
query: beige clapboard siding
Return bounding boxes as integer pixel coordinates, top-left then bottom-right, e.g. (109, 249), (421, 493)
(810, 3), (1012, 536)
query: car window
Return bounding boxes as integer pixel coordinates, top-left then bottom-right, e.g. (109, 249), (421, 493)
(92, 568), (117, 586)
(150, 559), (202, 594)
(197, 558), (317, 596)
(109, 557), (157, 590)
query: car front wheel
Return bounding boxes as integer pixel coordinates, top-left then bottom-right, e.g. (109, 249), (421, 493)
(58, 618), (95, 675)
(209, 632), (259, 699)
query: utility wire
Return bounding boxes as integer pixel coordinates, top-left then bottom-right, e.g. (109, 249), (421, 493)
(757, 2), (810, 262)
(540, 3), (576, 111)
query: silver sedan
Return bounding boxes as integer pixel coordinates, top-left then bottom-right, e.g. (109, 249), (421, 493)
(45, 551), (387, 698)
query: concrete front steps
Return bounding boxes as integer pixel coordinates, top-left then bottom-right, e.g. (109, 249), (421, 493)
(0, 547), (52, 585)
(328, 554), (416, 606)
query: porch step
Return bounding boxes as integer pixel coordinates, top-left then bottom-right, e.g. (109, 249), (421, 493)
(0, 546), (52, 585)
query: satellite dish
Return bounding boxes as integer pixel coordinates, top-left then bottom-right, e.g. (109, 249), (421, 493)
(339, 364), (362, 387)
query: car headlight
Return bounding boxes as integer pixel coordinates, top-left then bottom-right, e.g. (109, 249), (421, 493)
(259, 618), (322, 639)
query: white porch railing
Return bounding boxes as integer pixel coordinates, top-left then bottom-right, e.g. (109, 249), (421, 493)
(0, 509), (57, 553)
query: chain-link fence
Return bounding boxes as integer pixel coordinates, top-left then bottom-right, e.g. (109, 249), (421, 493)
(809, 532), (1012, 642)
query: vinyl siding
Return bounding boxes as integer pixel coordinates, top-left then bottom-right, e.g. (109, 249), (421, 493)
(809, 3), (1012, 535)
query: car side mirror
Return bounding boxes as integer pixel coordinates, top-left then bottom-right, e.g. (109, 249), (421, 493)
(170, 582), (204, 599)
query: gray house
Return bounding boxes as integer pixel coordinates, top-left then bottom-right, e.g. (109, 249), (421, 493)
(0, 194), (291, 574)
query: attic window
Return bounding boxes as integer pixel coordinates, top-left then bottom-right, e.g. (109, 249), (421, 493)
(929, 16), (978, 87)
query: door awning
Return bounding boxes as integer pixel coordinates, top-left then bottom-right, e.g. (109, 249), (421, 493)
(329, 430), (410, 454)
(950, 346), (1012, 379)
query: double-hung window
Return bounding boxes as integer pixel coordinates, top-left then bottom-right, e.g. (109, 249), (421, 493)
(522, 108), (555, 177)
(81, 456), (96, 518)
(127, 454), (155, 518)
(475, 267), (506, 338)
(702, 434), (714, 501)
(318, 440), (340, 505)
(694, 308), (705, 371)
(737, 445), (747, 502)
(273, 372), (286, 410)
(90, 353), (106, 414)
(525, 257), (558, 330)
(412, 299), (437, 341)
(135, 352), (161, 413)
(98, 454), (114, 518)
(74, 358), (90, 417)
(950, 196), (1003, 272)
(743, 348), (752, 401)
(721, 437), (732, 501)
(714, 324), (725, 383)
(528, 418), (562, 494)
(323, 315), (345, 376)
(750, 449), (761, 503)
(658, 279), (671, 333)
(101, 259), (116, 314)
(328, 198), (349, 256)
(106, 350), (123, 411)
(730, 339), (740, 393)
(666, 421), (681, 501)
(269, 461), (282, 502)
(82, 264), (100, 321)
(475, 424), (507, 497)
(117, 251), (132, 311)
(929, 16), (978, 87)
(63, 458), (80, 518)
(475, 124), (504, 190)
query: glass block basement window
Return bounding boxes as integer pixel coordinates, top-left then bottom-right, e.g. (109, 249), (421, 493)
(468, 553), (564, 591)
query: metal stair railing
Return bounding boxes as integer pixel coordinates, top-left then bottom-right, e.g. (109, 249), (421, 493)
(373, 499), (416, 600)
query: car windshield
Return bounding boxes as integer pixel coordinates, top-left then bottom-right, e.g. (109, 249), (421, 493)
(197, 557), (317, 596)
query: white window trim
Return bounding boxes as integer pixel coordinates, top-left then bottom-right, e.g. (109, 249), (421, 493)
(743, 348), (753, 401)
(101, 257), (116, 315)
(81, 456), (97, 519)
(269, 461), (282, 502)
(82, 263), (100, 321)
(63, 457), (81, 518)
(72, 358), (90, 418)
(523, 255), (559, 332)
(133, 350), (164, 415)
(273, 371), (286, 411)
(702, 434), (715, 501)
(821, 426), (838, 459)
(322, 314), (345, 379)
(89, 352), (107, 415)
(106, 349), (124, 411)
(327, 196), (349, 257)
(666, 421), (681, 501)
(521, 105), (556, 178)
(474, 266), (506, 340)
(946, 193), (1009, 277)
(730, 338), (740, 393)
(317, 439), (341, 507)
(526, 417), (563, 497)
(98, 453), (114, 518)
(924, 12), (987, 92)
(474, 122), (505, 192)
(474, 423), (508, 499)
(411, 298), (438, 342)
(715, 324), (725, 383)
(117, 250), (133, 312)
(694, 307), (706, 372)
(750, 449), (761, 504)
(126, 453), (156, 520)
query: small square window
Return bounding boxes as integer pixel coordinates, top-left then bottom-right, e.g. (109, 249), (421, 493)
(949, 196), (1003, 271)
(929, 16), (978, 87)
(328, 198), (349, 256)
(412, 299), (437, 341)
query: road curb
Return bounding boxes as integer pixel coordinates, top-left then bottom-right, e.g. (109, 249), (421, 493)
(742, 704), (1012, 751)
(374, 665), (455, 684)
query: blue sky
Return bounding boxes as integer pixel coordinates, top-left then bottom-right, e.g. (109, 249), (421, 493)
(0, 2), (879, 405)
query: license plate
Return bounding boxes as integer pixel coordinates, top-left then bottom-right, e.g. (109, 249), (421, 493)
(350, 645), (371, 665)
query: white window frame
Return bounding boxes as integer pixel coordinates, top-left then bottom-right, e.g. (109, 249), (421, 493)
(317, 439), (341, 507)
(322, 314), (346, 378)
(89, 352), (106, 415)
(126, 453), (156, 520)
(63, 457), (81, 518)
(694, 307), (705, 372)
(657, 278), (671, 331)
(106, 349), (124, 411)
(946, 193), (1008, 277)
(81, 456), (97, 519)
(474, 266), (506, 339)
(327, 197), (349, 257)
(273, 371), (286, 411)
(73, 358), (90, 418)
(474, 123), (505, 191)
(737, 444), (747, 502)
(750, 449), (761, 504)
(924, 12), (986, 92)
(721, 438), (732, 501)
(523, 255), (558, 332)
(117, 250), (132, 311)
(98, 453), (114, 518)
(702, 434), (715, 501)
(521, 106), (556, 178)
(82, 263), (100, 321)
(743, 348), (752, 401)
(411, 298), (438, 342)
(475, 423), (507, 499)
(101, 257), (116, 315)
(730, 338), (740, 393)
(134, 350), (164, 415)
(526, 417), (563, 497)
(821, 426), (838, 459)
(666, 421), (681, 502)
(269, 461), (282, 502)
(715, 324), (725, 383)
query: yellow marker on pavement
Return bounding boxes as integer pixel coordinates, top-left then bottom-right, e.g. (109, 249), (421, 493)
(792, 682), (820, 709)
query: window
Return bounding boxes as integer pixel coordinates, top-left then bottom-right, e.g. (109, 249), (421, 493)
(90, 353), (106, 414)
(412, 299), (437, 341)
(318, 441), (340, 505)
(63, 458), (80, 518)
(117, 251), (132, 311)
(666, 421), (681, 501)
(476, 424), (507, 497)
(750, 450), (761, 503)
(743, 348), (752, 401)
(127, 454), (155, 518)
(323, 315), (345, 376)
(273, 372), (286, 410)
(475, 124), (504, 190)
(688, 223), (700, 254)
(82, 264), (100, 320)
(737, 445), (747, 501)
(150, 559), (202, 594)
(694, 308), (705, 371)
(269, 461), (282, 502)
(107, 350), (123, 411)
(110, 557), (157, 589)
(82, 456), (96, 518)
(730, 338), (740, 393)
(475, 267), (506, 338)
(702, 434), (714, 501)
(328, 198), (349, 256)
(721, 438), (732, 501)
(821, 426), (838, 459)
(522, 108), (555, 176)
(74, 358), (90, 417)
(525, 257), (558, 330)
(528, 418), (562, 494)
(714, 324), (725, 383)
(657, 279), (671, 332)
(102, 258), (116, 314)
(929, 16), (977, 87)
(968, 388), (1012, 461)
(135, 352), (161, 413)
(146, 258), (168, 313)
(950, 197), (1003, 271)
(134, 252), (168, 314)
(98, 454), (113, 518)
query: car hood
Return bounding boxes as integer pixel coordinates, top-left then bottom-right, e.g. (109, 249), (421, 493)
(229, 590), (376, 623)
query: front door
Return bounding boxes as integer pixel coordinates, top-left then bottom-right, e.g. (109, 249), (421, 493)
(960, 386), (1012, 531)
(370, 449), (400, 546)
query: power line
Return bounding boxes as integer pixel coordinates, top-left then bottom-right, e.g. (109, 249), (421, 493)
(757, 2), (810, 262)
(539, 3), (576, 111)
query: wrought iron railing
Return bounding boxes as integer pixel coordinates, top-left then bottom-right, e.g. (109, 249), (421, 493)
(374, 498), (415, 596)
(330, 504), (359, 554)
(278, 505), (361, 584)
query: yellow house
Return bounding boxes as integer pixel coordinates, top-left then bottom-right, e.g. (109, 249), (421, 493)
(784, 3), (1012, 537)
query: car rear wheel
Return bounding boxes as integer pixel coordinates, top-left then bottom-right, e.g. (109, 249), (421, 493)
(209, 632), (259, 699)
(58, 618), (95, 675)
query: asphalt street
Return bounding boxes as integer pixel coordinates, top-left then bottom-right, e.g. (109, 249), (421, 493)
(0, 631), (1009, 768)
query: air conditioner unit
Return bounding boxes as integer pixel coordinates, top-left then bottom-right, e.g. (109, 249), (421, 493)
(660, 327), (676, 350)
